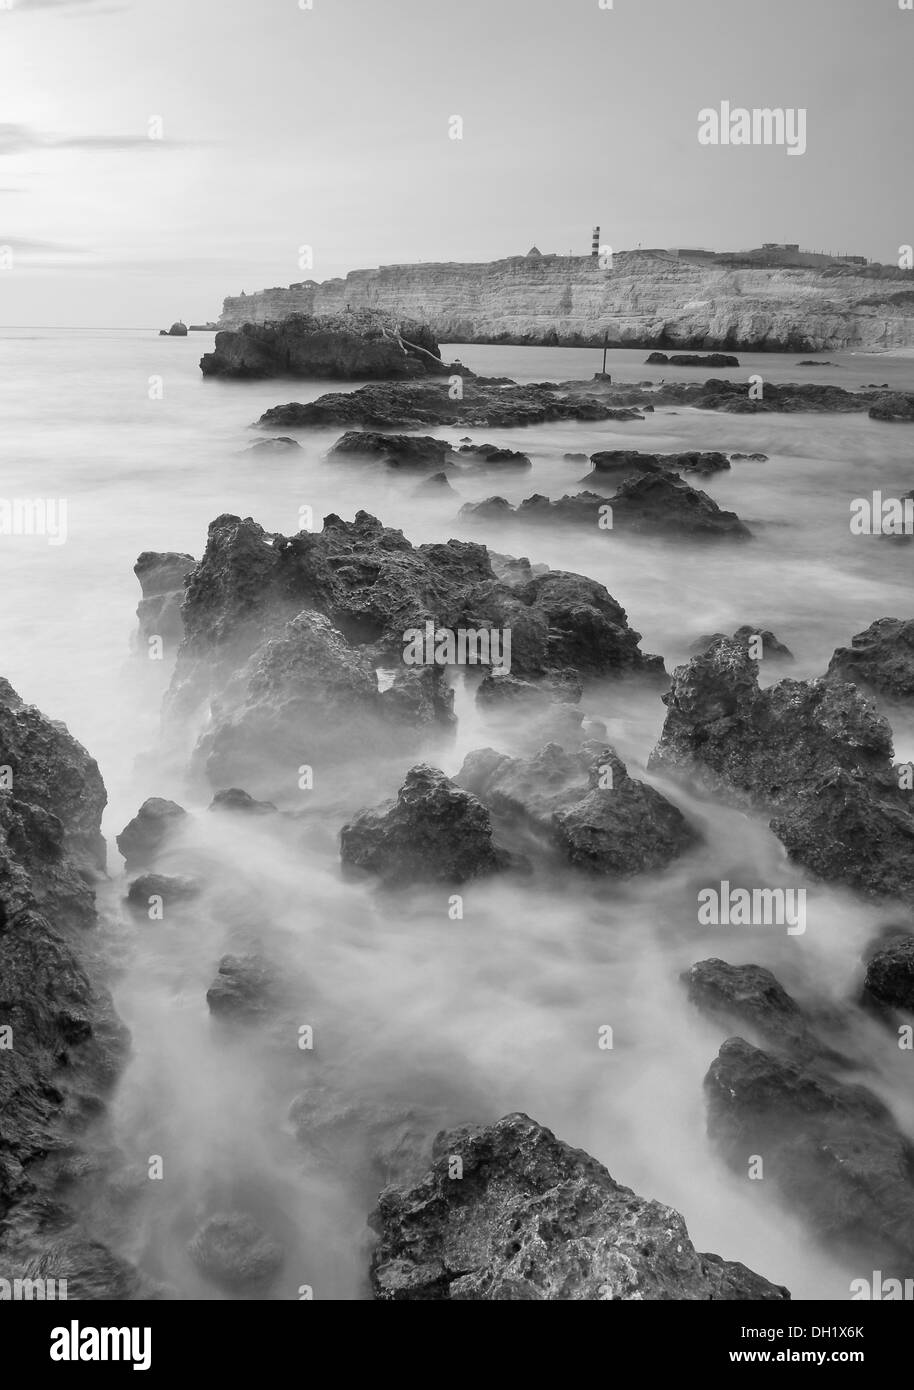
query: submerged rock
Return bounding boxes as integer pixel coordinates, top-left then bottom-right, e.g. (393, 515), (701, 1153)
(245, 436), (301, 454)
(603, 473), (751, 538)
(188, 1213), (283, 1289)
(413, 470), (457, 496)
(126, 872), (201, 909)
(689, 625), (793, 660)
(646, 351), (740, 367)
(116, 797), (188, 869)
(705, 1038), (914, 1265)
(202, 310), (454, 381)
(458, 742), (697, 876)
(826, 617), (914, 698)
(456, 442), (532, 469)
(368, 1112), (789, 1300)
(340, 764), (512, 887)
(205, 954), (275, 1021)
(208, 787), (278, 815)
(328, 431), (450, 470)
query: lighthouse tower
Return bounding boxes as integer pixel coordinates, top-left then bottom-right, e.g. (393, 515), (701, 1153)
(591, 225), (600, 258)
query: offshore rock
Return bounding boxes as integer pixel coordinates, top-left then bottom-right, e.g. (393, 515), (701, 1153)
(201, 310), (455, 380)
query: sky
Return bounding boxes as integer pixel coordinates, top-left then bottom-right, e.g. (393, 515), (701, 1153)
(0, 0), (911, 326)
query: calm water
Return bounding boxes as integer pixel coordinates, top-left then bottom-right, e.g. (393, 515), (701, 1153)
(1, 329), (912, 1299)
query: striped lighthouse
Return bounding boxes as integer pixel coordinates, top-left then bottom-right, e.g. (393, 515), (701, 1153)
(591, 225), (600, 258)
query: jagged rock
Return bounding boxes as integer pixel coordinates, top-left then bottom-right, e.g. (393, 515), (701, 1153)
(245, 436), (301, 453)
(116, 797), (187, 870)
(862, 935), (914, 1014)
(730, 452), (768, 462)
(188, 1213), (283, 1289)
(202, 311), (455, 380)
(205, 954), (275, 1021)
(649, 636), (914, 894)
(0, 678), (128, 1224)
(458, 742), (697, 876)
(705, 1037), (914, 1265)
(868, 392), (914, 422)
(126, 872), (200, 909)
(208, 787), (278, 815)
(165, 511), (663, 736)
(340, 765), (511, 887)
(328, 432), (450, 470)
(368, 1112), (789, 1300)
(134, 551), (195, 651)
(689, 626), (793, 660)
(682, 960), (841, 1063)
(826, 618), (914, 698)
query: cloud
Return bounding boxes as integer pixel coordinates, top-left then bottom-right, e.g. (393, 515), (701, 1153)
(4, 0), (127, 11)
(0, 122), (195, 154)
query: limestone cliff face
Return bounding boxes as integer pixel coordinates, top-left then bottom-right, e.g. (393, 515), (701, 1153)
(219, 252), (914, 352)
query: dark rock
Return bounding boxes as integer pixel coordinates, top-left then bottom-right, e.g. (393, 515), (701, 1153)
(863, 936), (914, 1014)
(649, 637), (914, 895)
(730, 452), (768, 462)
(245, 436), (301, 453)
(202, 310), (455, 380)
(689, 626), (793, 660)
(208, 787), (278, 815)
(328, 432), (450, 470)
(705, 1037), (914, 1265)
(379, 665), (456, 731)
(476, 667), (583, 707)
(255, 379), (652, 433)
(206, 954), (275, 1021)
(581, 449), (731, 487)
(126, 872), (200, 908)
(868, 392), (914, 422)
(563, 452), (588, 464)
(368, 1112), (789, 1300)
(827, 618), (914, 698)
(456, 443), (532, 469)
(340, 764), (511, 887)
(159, 321), (187, 337)
(645, 352), (740, 367)
(0, 678), (128, 1226)
(458, 742), (698, 876)
(134, 551), (195, 652)
(116, 797), (187, 870)
(188, 1213), (283, 1289)
(605, 474), (751, 539)
(683, 959), (839, 1063)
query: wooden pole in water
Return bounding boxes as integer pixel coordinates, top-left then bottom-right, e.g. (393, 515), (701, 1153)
(602, 332), (608, 376)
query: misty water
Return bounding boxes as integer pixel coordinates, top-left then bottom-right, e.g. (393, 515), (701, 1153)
(1, 329), (913, 1299)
